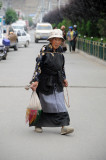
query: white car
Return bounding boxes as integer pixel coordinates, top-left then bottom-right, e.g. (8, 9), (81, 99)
(12, 22), (28, 32)
(17, 30), (31, 47)
(35, 23), (53, 43)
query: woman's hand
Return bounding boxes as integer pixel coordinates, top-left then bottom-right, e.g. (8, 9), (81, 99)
(30, 81), (38, 91)
(63, 79), (68, 87)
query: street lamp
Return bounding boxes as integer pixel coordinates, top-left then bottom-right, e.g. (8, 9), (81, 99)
(84, 35), (86, 39)
(101, 38), (103, 43)
(78, 34), (81, 38)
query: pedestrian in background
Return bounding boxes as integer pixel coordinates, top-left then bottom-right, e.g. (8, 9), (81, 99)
(30, 29), (74, 135)
(73, 25), (78, 51)
(61, 25), (67, 52)
(53, 26), (57, 29)
(67, 26), (75, 52)
(61, 25), (66, 40)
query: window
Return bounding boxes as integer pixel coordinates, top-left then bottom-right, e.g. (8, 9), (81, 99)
(36, 25), (52, 30)
(22, 31), (26, 36)
(9, 27), (14, 33)
(17, 31), (21, 36)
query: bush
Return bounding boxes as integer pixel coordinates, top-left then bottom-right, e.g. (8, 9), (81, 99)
(97, 19), (106, 37)
(86, 20), (93, 37)
(57, 19), (72, 32)
(80, 19), (86, 36)
(43, 0), (106, 38)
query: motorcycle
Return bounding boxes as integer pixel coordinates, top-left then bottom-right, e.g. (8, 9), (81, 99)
(0, 45), (7, 60)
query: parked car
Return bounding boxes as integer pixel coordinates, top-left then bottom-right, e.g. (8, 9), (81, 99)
(34, 23), (53, 43)
(3, 25), (18, 51)
(16, 30), (31, 47)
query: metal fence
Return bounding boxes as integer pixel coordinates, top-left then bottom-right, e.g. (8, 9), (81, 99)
(76, 38), (106, 61)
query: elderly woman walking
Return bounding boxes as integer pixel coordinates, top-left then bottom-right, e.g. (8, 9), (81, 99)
(30, 29), (74, 135)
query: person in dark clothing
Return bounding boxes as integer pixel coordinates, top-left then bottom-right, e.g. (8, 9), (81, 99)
(61, 25), (67, 52)
(61, 25), (66, 40)
(30, 29), (74, 135)
(73, 25), (78, 51)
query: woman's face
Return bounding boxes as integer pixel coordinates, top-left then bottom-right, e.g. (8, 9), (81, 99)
(50, 38), (62, 50)
(69, 29), (72, 31)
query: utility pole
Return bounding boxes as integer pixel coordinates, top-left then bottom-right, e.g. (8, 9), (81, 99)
(57, 0), (60, 10)
(40, 0), (44, 22)
(48, 0), (52, 11)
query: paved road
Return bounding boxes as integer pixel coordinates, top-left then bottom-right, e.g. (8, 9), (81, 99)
(0, 30), (106, 160)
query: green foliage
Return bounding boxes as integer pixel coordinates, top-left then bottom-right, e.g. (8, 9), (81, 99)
(57, 19), (72, 32)
(0, 1), (2, 9)
(44, 0), (106, 38)
(52, 19), (72, 33)
(97, 19), (106, 37)
(5, 8), (18, 25)
(80, 19), (86, 35)
(28, 17), (33, 26)
(86, 20), (93, 37)
(52, 23), (56, 28)
(76, 20), (99, 37)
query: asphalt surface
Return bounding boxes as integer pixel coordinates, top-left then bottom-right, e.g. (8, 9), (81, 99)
(0, 30), (106, 160)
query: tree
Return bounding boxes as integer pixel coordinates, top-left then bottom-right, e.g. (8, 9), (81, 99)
(97, 19), (106, 37)
(0, 1), (2, 9)
(43, 8), (63, 24)
(43, 0), (106, 37)
(86, 20), (93, 37)
(28, 17), (33, 27)
(5, 8), (18, 25)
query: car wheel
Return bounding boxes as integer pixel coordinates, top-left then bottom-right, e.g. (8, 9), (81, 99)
(35, 39), (38, 43)
(24, 41), (29, 47)
(2, 56), (6, 60)
(14, 43), (18, 51)
(2, 52), (7, 60)
(0, 57), (2, 61)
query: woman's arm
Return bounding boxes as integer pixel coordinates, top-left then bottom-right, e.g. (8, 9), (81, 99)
(30, 46), (46, 91)
(30, 46), (46, 83)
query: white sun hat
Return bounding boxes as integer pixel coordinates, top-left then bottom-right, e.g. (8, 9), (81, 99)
(48, 29), (64, 41)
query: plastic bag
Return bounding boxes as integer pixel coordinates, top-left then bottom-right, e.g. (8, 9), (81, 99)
(26, 91), (42, 125)
(27, 91), (41, 110)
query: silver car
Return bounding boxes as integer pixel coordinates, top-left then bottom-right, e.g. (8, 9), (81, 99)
(35, 23), (53, 43)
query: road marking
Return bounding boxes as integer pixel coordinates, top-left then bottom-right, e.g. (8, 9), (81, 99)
(0, 86), (106, 89)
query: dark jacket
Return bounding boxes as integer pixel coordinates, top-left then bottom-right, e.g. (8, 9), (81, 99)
(31, 44), (66, 95)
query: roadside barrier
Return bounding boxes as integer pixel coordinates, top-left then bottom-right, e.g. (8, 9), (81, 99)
(76, 38), (106, 61)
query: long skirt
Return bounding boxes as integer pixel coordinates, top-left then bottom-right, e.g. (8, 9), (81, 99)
(29, 90), (70, 127)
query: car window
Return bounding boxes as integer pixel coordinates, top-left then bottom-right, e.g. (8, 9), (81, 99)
(9, 27), (14, 32)
(3, 27), (7, 33)
(36, 25), (52, 30)
(12, 26), (24, 30)
(17, 31), (21, 36)
(22, 31), (26, 36)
